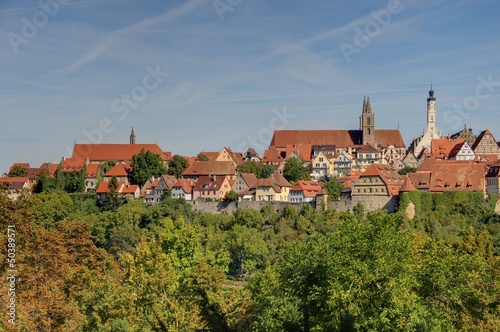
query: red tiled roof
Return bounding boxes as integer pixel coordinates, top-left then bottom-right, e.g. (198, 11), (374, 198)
(85, 164), (100, 178)
(96, 181), (124, 194)
(360, 164), (406, 196)
(198, 151), (219, 161)
(400, 176), (416, 192)
(104, 163), (130, 177)
(173, 179), (194, 193)
(161, 175), (178, 189)
(427, 163), (486, 192)
(0, 177), (30, 190)
(193, 175), (228, 191)
(270, 129), (406, 150)
(239, 173), (258, 188)
(285, 144), (313, 162)
(251, 173), (292, 193)
(185, 156), (197, 166)
(122, 184), (139, 195)
(46, 164), (59, 178)
(262, 148), (284, 163)
(61, 157), (86, 172)
(291, 180), (323, 198)
(182, 161), (236, 177)
(9, 163), (30, 172)
(431, 138), (465, 159)
(72, 144), (170, 162)
(357, 143), (380, 154)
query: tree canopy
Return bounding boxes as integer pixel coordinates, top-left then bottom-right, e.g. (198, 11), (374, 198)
(283, 157), (310, 183)
(237, 161), (274, 179)
(167, 155), (190, 178)
(8, 165), (28, 177)
(129, 149), (167, 186)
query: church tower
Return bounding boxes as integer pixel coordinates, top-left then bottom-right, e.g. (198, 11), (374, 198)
(359, 96), (375, 145)
(130, 127), (136, 144)
(426, 86), (437, 134)
(409, 86), (440, 157)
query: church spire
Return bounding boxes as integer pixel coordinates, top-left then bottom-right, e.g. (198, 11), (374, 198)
(130, 127), (136, 145)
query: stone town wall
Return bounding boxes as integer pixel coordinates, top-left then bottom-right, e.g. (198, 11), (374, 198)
(187, 196), (399, 214)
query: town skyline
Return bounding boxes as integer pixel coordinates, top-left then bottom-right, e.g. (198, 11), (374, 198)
(1, 0), (499, 173)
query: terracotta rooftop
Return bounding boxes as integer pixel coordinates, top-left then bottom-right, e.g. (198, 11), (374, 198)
(85, 164), (100, 178)
(291, 180), (323, 198)
(72, 143), (170, 162)
(360, 163), (406, 196)
(104, 163), (130, 177)
(193, 175), (228, 191)
(182, 161), (236, 177)
(285, 144), (313, 162)
(431, 138), (465, 159)
(262, 148), (284, 163)
(239, 173), (258, 188)
(357, 143), (380, 154)
(161, 175), (178, 189)
(173, 179), (194, 193)
(0, 177), (30, 190)
(270, 129), (406, 150)
(399, 176), (416, 192)
(61, 157), (86, 172)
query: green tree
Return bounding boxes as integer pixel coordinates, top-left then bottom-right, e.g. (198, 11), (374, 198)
(100, 160), (117, 174)
(238, 161), (274, 179)
(8, 165), (28, 177)
(225, 225), (269, 276)
(225, 190), (238, 202)
(283, 158), (310, 183)
(197, 153), (209, 161)
(167, 154), (189, 178)
(130, 149), (167, 186)
(102, 176), (124, 211)
(398, 166), (417, 175)
(323, 176), (343, 200)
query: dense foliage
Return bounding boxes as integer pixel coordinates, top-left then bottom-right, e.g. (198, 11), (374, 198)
(283, 158), (310, 183)
(238, 161), (274, 179)
(130, 149), (167, 186)
(1, 189), (499, 331)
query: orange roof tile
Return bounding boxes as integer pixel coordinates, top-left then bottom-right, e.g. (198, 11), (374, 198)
(0, 177), (30, 190)
(198, 151), (219, 161)
(61, 157), (86, 172)
(431, 138), (465, 159)
(173, 179), (194, 193)
(360, 164), (406, 196)
(72, 143), (170, 162)
(85, 164), (100, 178)
(193, 175), (228, 191)
(270, 129), (405, 150)
(182, 161), (236, 177)
(262, 148), (284, 163)
(104, 163), (130, 177)
(239, 173), (258, 188)
(9, 163), (30, 172)
(285, 144), (313, 162)
(400, 176), (416, 192)
(122, 184), (139, 195)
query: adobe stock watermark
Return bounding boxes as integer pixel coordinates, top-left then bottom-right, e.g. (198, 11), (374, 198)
(443, 75), (500, 131)
(236, 106), (295, 152)
(340, 0), (411, 63)
(213, 0), (243, 21)
(7, 0), (71, 54)
(66, 65), (169, 159)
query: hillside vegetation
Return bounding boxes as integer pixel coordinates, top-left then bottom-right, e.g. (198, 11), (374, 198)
(1, 191), (499, 331)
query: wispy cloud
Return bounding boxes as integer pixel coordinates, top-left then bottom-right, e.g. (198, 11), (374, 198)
(54, 0), (208, 76)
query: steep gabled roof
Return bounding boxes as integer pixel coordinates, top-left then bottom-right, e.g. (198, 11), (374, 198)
(357, 143), (380, 154)
(285, 144), (312, 162)
(431, 138), (465, 159)
(61, 157), (86, 172)
(400, 176), (416, 192)
(239, 173), (258, 188)
(85, 164), (100, 178)
(291, 180), (323, 198)
(0, 177), (30, 190)
(160, 175), (178, 189)
(193, 175), (228, 191)
(173, 179), (194, 193)
(104, 163), (130, 177)
(360, 164), (406, 196)
(262, 148), (284, 163)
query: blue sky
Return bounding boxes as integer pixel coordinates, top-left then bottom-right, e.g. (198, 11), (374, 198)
(1, 0), (499, 173)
